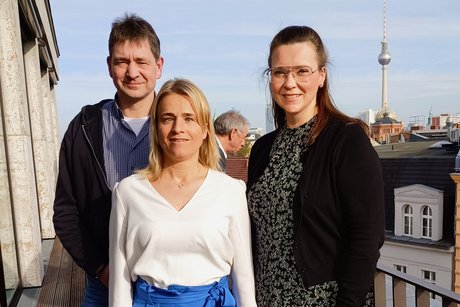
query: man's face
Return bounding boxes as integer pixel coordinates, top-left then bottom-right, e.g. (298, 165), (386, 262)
(227, 126), (248, 154)
(107, 39), (163, 105)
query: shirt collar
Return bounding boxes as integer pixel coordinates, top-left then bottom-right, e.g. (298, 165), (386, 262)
(216, 137), (227, 158)
(111, 94), (125, 120)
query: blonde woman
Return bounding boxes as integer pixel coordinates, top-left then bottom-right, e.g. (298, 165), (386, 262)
(109, 78), (256, 307)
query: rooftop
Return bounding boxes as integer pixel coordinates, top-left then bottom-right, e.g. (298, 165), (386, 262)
(375, 140), (459, 158)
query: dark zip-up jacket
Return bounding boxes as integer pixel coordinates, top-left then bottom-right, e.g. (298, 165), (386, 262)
(247, 118), (385, 306)
(53, 99), (112, 276)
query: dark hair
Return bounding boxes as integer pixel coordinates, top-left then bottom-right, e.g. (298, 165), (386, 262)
(266, 26), (367, 143)
(108, 13), (161, 59)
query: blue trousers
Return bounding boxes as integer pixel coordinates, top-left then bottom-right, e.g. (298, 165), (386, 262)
(133, 276), (235, 307)
(81, 275), (108, 307)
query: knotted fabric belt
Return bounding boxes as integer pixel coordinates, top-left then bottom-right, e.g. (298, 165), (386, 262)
(133, 276), (235, 307)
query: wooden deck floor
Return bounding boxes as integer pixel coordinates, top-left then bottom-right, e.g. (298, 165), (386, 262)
(36, 238), (85, 307)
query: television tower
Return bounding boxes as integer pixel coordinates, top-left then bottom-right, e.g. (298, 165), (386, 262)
(376, 0), (397, 120)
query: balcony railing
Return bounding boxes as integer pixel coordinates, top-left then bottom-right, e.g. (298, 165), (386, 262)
(375, 263), (460, 306)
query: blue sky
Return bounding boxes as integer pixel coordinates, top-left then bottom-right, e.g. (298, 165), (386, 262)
(50, 0), (460, 135)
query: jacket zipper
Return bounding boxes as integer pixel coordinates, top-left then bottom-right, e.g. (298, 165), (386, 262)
(81, 124), (111, 191)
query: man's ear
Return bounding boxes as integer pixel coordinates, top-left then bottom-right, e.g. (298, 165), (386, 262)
(229, 128), (238, 140)
(107, 56), (113, 78)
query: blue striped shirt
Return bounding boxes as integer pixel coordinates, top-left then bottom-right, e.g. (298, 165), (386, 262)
(102, 99), (151, 190)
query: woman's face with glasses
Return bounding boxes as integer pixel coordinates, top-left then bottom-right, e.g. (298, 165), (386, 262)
(270, 41), (326, 128)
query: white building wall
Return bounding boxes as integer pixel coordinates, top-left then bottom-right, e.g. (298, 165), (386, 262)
(0, 0), (60, 289)
(357, 109), (376, 126)
(379, 242), (453, 290)
(0, 0), (44, 287)
(24, 40), (56, 239)
(439, 114), (460, 129)
(382, 183), (453, 292)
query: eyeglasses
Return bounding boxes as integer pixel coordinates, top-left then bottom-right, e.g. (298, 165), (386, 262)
(267, 66), (319, 83)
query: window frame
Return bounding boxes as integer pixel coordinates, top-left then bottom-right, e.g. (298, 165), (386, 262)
(403, 204), (414, 236)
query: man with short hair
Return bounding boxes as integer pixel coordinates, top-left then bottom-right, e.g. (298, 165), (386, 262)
(214, 110), (249, 171)
(53, 14), (163, 306)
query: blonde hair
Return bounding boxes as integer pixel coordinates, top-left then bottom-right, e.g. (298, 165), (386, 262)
(140, 78), (220, 181)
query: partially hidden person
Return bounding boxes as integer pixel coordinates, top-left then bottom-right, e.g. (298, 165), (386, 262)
(53, 13), (163, 306)
(214, 110), (249, 171)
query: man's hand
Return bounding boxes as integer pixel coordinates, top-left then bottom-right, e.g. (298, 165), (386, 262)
(98, 264), (109, 287)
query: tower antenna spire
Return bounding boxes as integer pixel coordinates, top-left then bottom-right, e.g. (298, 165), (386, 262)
(383, 0), (387, 42)
(376, 0), (396, 120)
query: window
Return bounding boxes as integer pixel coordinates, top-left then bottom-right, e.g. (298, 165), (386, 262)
(422, 206), (433, 238)
(422, 270), (437, 299)
(422, 270), (436, 283)
(394, 265), (406, 273)
(403, 205), (413, 236)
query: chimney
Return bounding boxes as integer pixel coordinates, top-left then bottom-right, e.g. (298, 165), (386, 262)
(446, 116), (453, 142)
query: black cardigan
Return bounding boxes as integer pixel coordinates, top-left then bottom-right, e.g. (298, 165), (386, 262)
(247, 118), (385, 306)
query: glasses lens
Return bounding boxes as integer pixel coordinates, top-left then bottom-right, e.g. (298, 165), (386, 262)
(294, 67), (315, 82)
(269, 68), (285, 83)
(269, 66), (316, 83)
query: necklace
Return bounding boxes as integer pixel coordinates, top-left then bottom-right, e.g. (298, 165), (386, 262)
(163, 174), (185, 189)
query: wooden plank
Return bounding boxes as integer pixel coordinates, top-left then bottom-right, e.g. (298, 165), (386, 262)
(53, 245), (73, 305)
(37, 238), (86, 306)
(37, 239), (63, 307)
(70, 260), (85, 307)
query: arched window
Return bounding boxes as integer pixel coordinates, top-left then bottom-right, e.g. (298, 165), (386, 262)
(422, 206), (433, 238)
(403, 205), (413, 236)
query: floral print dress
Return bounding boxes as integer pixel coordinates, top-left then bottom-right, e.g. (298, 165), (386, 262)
(248, 118), (333, 306)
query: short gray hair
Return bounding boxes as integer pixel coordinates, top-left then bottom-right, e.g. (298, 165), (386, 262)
(214, 110), (249, 136)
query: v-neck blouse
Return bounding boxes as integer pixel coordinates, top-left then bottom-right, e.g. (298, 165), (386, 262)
(145, 169), (209, 212)
(109, 169), (256, 306)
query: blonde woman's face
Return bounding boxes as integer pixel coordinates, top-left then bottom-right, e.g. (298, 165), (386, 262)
(156, 94), (207, 164)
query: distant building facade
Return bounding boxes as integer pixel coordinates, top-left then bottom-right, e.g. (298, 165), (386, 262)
(357, 108), (376, 128)
(0, 0), (60, 305)
(371, 115), (403, 144)
(376, 141), (459, 292)
(431, 114), (460, 130)
(265, 104), (275, 134)
(247, 127), (263, 140)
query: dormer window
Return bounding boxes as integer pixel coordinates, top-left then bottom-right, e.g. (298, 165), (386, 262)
(403, 205), (413, 236)
(421, 206), (433, 239)
(393, 184), (443, 241)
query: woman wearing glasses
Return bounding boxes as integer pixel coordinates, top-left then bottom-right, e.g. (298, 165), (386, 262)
(247, 26), (385, 306)
(109, 78), (256, 307)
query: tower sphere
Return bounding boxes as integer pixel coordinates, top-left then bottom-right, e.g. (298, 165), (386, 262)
(378, 52), (391, 65)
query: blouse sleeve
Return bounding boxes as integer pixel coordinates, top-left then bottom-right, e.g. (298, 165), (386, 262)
(229, 180), (257, 307)
(109, 182), (133, 307)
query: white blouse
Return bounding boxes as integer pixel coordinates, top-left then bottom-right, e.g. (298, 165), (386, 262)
(109, 169), (256, 306)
